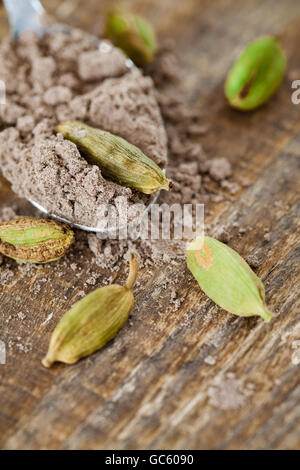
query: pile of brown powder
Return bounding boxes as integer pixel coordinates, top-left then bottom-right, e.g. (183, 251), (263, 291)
(0, 28), (168, 228)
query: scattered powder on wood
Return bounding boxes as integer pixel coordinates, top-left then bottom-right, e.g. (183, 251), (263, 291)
(17, 312), (26, 320)
(220, 180), (241, 195)
(208, 158), (232, 182)
(15, 342), (32, 354)
(208, 372), (254, 410)
(204, 355), (216, 366)
(291, 340), (300, 366)
(280, 323), (300, 345)
(0, 268), (15, 286)
(291, 349), (300, 366)
(77, 290), (87, 299)
(0, 205), (20, 222)
(215, 229), (231, 244)
(41, 312), (54, 326)
(7, 338), (32, 354)
(246, 254), (261, 269)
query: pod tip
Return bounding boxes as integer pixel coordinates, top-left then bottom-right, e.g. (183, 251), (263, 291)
(125, 252), (140, 290)
(260, 307), (274, 323)
(42, 355), (54, 369)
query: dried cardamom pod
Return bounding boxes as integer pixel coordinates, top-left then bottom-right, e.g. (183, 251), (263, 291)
(225, 36), (286, 110)
(187, 236), (274, 322)
(0, 217), (74, 264)
(105, 6), (157, 66)
(42, 253), (140, 368)
(56, 121), (172, 195)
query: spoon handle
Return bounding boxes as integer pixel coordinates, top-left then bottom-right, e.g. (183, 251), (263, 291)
(3, 0), (45, 37)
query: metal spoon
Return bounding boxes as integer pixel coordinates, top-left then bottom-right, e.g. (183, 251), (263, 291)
(2, 0), (164, 233)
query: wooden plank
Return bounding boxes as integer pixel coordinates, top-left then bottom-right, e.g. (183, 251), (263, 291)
(0, 0), (299, 450)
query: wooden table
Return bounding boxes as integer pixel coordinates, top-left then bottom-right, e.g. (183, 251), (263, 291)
(0, 0), (299, 450)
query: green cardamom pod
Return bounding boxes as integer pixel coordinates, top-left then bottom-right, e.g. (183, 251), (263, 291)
(225, 36), (286, 110)
(187, 236), (274, 322)
(105, 6), (157, 66)
(0, 217), (74, 264)
(56, 121), (172, 195)
(42, 253), (140, 368)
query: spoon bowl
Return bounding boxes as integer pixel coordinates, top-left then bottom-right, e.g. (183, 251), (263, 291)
(1, 0), (167, 234)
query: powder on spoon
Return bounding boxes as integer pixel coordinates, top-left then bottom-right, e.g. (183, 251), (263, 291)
(0, 28), (168, 228)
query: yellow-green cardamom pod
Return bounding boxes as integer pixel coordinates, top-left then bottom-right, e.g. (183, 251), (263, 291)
(56, 121), (172, 195)
(42, 253), (140, 368)
(0, 217), (74, 264)
(105, 6), (157, 66)
(186, 236), (274, 322)
(225, 36), (286, 110)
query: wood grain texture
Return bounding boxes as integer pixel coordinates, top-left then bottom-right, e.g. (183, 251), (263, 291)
(0, 0), (299, 450)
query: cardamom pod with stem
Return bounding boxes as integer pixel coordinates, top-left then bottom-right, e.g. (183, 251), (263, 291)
(105, 6), (157, 66)
(225, 36), (286, 110)
(42, 253), (140, 368)
(0, 217), (74, 263)
(56, 121), (172, 195)
(187, 236), (274, 322)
